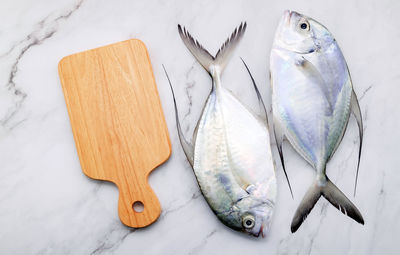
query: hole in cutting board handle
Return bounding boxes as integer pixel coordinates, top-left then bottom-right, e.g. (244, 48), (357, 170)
(133, 201), (144, 213)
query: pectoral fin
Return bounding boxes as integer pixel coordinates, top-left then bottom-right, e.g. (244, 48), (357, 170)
(163, 65), (194, 167)
(295, 57), (333, 113)
(351, 89), (363, 196)
(245, 184), (256, 194)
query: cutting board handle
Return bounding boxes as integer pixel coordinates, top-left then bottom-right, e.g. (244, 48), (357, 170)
(116, 173), (161, 228)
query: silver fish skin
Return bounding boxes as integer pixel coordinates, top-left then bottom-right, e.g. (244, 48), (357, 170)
(171, 23), (277, 237)
(270, 10), (364, 232)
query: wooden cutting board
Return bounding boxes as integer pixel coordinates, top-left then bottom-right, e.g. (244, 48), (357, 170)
(58, 39), (171, 228)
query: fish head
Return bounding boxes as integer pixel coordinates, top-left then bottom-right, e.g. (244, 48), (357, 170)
(273, 10), (335, 54)
(220, 197), (273, 237)
(241, 204), (273, 237)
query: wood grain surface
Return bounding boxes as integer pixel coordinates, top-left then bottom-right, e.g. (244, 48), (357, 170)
(58, 39), (171, 228)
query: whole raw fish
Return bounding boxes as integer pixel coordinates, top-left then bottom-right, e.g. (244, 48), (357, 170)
(270, 10), (364, 232)
(164, 23), (277, 237)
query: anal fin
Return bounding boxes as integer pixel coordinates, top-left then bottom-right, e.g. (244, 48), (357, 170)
(240, 57), (269, 125)
(351, 89), (363, 196)
(163, 65), (194, 167)
(273, 117), (294, 199)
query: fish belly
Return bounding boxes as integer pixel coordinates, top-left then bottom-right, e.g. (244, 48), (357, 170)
(271, 48), (352, 169)
(193, 88), (276, 215)
(220, 89), (276, 200)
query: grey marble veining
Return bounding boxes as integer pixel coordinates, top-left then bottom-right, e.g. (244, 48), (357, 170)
(0, 0), (399, 254)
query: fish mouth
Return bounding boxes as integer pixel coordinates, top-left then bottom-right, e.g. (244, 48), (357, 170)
(259, 224), (265, 238)
(252, 224), (265, 238)
(283, 10), (300, 26)
(283, 10), (292, 25)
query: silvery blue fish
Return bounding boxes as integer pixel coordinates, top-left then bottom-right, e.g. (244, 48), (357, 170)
(164, 23), (277, 237)
(270, 10), (364, 232)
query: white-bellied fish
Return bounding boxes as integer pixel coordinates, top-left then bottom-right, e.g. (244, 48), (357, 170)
(270, 10), (364, 232)
(164, 23), (277, 237)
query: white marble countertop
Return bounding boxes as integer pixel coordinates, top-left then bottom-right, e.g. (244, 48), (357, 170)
(1, 0), (399, 254)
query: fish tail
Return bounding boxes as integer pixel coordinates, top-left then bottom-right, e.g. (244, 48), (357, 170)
(291, 175), (364, 233)
(178, 22), (246, 76)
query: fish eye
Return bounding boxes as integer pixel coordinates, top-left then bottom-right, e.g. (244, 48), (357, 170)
(298, 19), (310, 31)
(242, 215), (255, 229)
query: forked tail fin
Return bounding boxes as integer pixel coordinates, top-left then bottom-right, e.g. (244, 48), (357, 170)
(291, 176), (364, 233)
(178, 22), (246, 76)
